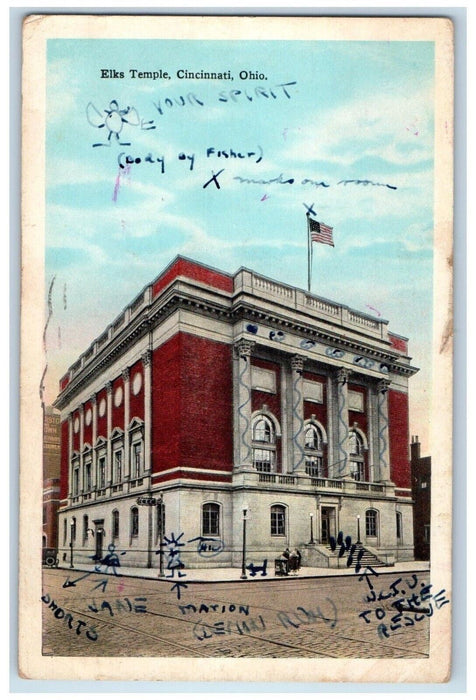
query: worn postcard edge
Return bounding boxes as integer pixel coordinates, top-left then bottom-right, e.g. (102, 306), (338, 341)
(18, 13), (454, 683)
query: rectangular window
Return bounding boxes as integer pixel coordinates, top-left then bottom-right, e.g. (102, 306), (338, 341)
(63, 518), (67, 545)
(350, 460), (364, 481)
(98, 457), (106, 488)
(253, 448), (274, 472)
(84, 463), (92, 492)
(305, 456), (322, 477)
(114, 451), (122, 483)
(83, 515), (89, 542)
(132, 443), (142, 478)
(72, 466), (79, 496)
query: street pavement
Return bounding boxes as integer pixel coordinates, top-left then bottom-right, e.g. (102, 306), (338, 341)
(42, 563), (433, 658)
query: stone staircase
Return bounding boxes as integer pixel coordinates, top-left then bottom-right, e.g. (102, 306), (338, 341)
(324, 543), (388, 569)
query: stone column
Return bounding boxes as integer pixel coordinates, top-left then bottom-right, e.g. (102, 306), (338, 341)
(290, 355), (306, 473)
(377, 379), (391, 482)
(366, 386), (375, 483)
(68, 414), (73, 500)
(326, 376), (334, 473)
(79, 406), (84, 495)
(122, 368), (130, 479)
(280, 365), (289, 473)
(106, 381), (113, 488)
(334, 367), (350, 479)
(142, 350), (152, 474)
(91, 395), (97, 490)
(233, 339), (255, 469)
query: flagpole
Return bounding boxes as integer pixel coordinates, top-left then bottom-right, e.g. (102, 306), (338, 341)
(306, 213), (311, 292)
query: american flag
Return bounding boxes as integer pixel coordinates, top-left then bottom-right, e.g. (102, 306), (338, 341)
(309, 216), (334, 247)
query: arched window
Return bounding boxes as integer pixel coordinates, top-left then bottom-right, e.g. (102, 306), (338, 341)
(130, 507), (139, 538)
(304, 423), (324, 477)
(83, 515), (89, 543)
(252, 415), (276, 472)
(202, 503), (220, 536)
(270, 505), (286, 536)
(396, 511), (403, 541)
(349, 430), (365, 481)
(366, 509), (378, 538)
(112, 510), (120, 539)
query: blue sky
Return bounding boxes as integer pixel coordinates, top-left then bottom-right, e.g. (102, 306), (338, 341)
(45, 38), (435, 449)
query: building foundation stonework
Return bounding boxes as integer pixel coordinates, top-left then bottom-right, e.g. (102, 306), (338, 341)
(55, 256), (418, 570)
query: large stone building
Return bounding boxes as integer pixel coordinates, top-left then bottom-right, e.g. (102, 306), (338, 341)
(54, 256), (418, 571)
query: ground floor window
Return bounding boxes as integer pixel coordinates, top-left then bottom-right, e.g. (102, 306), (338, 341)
(365, 509), (378, 537)
(112, 510), (119, 539)
(130, 507), (139, 538)
(396, 511), (403, 540)
(271, 505), (286, 536)
(202, 503), (220, 536)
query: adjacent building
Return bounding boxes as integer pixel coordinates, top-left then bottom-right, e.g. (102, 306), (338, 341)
(54, 255), (419, 570)
(411, 436), (431, 561)
(43, 406), (61, 551)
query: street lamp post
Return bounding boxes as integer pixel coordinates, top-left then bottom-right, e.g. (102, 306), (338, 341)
(356, 515), (361, 544)
(69, 517), (75, 569)
(309, 513), (315, 544)
(157, 494), (165, 578)
(240, 504), (248, 580)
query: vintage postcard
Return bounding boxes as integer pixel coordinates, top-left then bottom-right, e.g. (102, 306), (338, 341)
(20, 14), (454, 683)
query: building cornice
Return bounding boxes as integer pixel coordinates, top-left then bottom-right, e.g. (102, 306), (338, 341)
(55, 273), (418, 409)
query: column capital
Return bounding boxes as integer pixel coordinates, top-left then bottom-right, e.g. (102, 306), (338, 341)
(106, 381), (113, 395)
(89, 394), (97, 406)
(290, 355), (305, 372)
(234, 339), (255, 359)
(142, 349), (152, 367)
(78, 405), (84, 416)
(122, 367), (130, 382)
(377, 379), (391, 394)
(336, 367), (350, 385)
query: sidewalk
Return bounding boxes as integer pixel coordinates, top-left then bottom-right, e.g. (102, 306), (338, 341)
(56, 560), (430, 583)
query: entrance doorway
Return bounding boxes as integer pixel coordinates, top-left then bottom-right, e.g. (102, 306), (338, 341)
(320, 507), (335, 544)
(94, 521), (104, 561)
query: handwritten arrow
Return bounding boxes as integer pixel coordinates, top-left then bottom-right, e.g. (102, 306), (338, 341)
(62, 571), (93, 588)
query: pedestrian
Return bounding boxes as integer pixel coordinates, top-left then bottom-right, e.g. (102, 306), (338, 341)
(289, 548), (299, 575)
(296, 549), (302, 570)
(281, 548), (290, 575)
